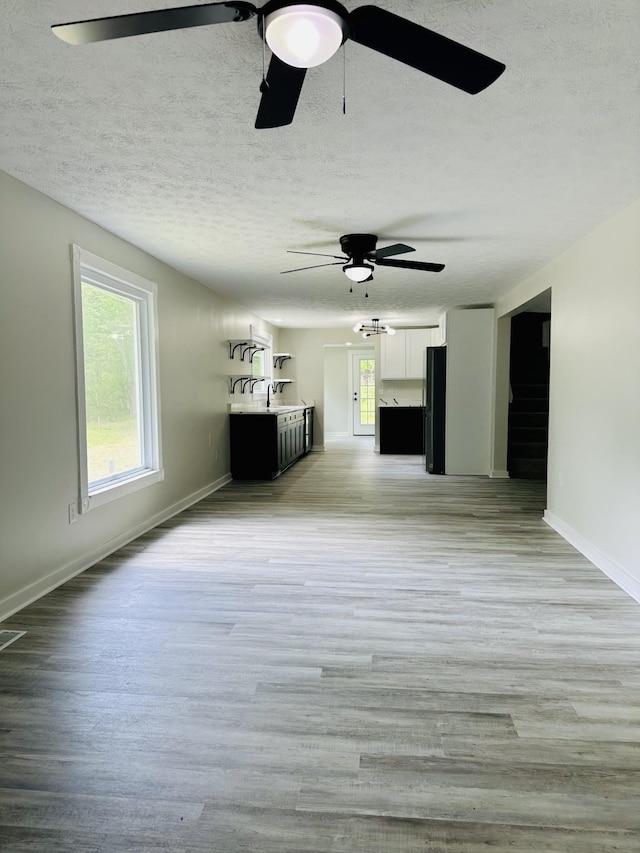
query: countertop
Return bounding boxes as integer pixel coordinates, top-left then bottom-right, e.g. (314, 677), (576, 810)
(230, 405), (310, 415)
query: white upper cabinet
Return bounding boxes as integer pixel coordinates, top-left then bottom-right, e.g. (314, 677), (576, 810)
(380, 328), (433, 379)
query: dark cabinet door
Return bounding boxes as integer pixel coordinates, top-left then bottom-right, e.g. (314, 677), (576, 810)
(304, 407), (314, 453)
(231, 408), (313, 480)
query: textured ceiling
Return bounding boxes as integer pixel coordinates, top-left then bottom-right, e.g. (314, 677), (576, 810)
(1, 1), (638, 328)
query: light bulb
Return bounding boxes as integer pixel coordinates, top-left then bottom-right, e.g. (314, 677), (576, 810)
(265, 4), (346, 69)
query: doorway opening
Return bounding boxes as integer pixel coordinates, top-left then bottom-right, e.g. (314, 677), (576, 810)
(507, 310), (551, 480)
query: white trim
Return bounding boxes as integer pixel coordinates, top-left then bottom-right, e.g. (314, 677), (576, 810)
(544, 510), (640, 604)
(489, 470), (510, 479)
(250, 325), (273, 399)
(325, 431), (350, 438)
(72, 245), (163, 512)
(87, 467), (165, 509)
(350, 347), (376, 436)
(0, 473), (232, 623)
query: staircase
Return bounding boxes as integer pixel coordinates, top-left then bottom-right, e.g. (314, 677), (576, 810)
(508, 313), (550, 480)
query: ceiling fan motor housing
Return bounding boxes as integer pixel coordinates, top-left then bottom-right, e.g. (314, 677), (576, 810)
(340, 233), (378, 261)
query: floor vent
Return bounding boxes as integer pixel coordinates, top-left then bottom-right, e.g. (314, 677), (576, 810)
(0, 630), (26, 651)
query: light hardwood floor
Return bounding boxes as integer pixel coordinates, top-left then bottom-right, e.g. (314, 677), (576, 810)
(1, 438), (639, 852)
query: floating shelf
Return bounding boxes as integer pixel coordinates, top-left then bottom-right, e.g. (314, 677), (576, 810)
(228, 340), (265, 362)
(273, 353), (294, 369)
(229, 375), (267, 394)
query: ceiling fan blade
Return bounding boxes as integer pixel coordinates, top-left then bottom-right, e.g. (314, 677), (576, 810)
(376, 258), (445, 272)
(349, 5), (505, 95)
(52, 2), (256, 45)
(287, 250), (347, 260)
(372, 242), (415, 259)
(255, 55), (306, 129)
(281, 262), (346, 274)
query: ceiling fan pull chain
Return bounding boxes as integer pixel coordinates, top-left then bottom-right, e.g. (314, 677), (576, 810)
(259, 15), (269, 94)
(342, 42), (346, 114)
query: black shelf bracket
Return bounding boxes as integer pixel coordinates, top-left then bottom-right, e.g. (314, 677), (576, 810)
(230, 376), (267, 394)
(229, 341), (265, 362)
(273, 354), (292, 369)
(229, 341), (248, 359)
(243, 345), (264, 362)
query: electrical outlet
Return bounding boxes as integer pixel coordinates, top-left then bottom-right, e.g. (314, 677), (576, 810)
(208, 433), (213, 446)
(68, 502), (78, 524)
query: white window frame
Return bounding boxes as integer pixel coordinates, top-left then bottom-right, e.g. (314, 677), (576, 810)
(72, 245), (163, 513)
(251, 327), (272, 399)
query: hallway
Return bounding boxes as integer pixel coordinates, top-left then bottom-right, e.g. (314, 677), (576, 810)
(0, 440), (638, 851)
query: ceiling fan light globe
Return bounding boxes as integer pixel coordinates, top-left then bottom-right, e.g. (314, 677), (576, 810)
(343, 262), (374, 283)
(265, 4), (345, 68)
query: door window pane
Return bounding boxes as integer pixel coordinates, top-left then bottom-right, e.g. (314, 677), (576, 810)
(359, 358), (376, 426)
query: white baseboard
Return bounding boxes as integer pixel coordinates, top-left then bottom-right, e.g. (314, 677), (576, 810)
(311, 445), (325, 452)
(325, 432), (349, 438)
(490, 470), (510, 479)
(544, 510), (640, 604)
(0, 473), (233, 622)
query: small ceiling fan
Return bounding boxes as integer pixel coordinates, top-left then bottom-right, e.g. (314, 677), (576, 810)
(51, 1), (506, 129)
(281, 233), (445, 293)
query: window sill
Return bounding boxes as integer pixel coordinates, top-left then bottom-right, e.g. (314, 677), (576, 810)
(83, 468), (165, 512)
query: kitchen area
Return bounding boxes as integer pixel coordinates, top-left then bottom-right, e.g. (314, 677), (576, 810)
(226, 307), (497, 480)
(377, 325), (441, 457)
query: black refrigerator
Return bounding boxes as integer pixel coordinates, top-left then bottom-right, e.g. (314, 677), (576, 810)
(424, 346), (446, 474)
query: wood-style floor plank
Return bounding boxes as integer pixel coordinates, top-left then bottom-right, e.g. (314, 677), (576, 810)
(0, 438), (638, 851)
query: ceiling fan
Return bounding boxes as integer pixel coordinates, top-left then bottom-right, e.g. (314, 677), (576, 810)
(281, 233), (445, 294)
(51, 1), (506, 129)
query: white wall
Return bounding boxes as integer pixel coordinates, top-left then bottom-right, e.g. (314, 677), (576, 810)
(324, 347), (350, 436)
(497, 198), (640, 598)
(0, 171), (277, 619)
(278, 328), (365, 448)
(445, 308), (495, 475)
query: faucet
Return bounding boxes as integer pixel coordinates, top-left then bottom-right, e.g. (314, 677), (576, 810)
(266, 383), (271, 408)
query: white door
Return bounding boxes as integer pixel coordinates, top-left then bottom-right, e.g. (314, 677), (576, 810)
(351, 351), (375, 435)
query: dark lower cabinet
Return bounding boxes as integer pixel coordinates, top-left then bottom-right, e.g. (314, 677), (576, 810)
(379, 406), (425, 454)
(231, 407), (312, 479)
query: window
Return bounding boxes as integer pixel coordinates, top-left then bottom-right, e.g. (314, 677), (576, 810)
(251, 329), (272, 397)
(72, 246), (163, 512)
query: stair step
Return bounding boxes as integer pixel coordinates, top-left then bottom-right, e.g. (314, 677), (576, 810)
(508, 442), (548, 459)
(509, 458), (548, 480)
(509, 426), (548, 442)
(509, 412), (548, 428)
(512, 383), (549, 399)
(510, 398), (550, 413)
